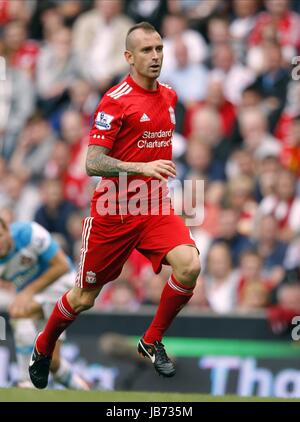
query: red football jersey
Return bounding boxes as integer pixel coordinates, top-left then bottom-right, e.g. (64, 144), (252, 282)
(0, 0), (9, 25)
(89, 75), (177, 217)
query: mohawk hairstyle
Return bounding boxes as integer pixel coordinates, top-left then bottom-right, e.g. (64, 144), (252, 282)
(126, 22), (158, 50)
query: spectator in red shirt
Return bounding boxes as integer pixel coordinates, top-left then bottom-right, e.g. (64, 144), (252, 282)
(257, 169), (300, 242)
(249, 0), (300, 53)
(3, 20), (39, 78)
(59, 110), (91, 208)
(0, 0), (31, 26)
(225, 175), (257, 237)
(237, 250), (271, 312)
(280, 115), (300, 176)
(184, 77), (236, 139)
(268, 270), (300, 334)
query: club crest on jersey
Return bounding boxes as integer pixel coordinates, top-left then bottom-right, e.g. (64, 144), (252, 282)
(95, 111), (114, 130)
(86, 271), (97, 284)
(169, 107), (176, 124)
(20, 255), (34, 267)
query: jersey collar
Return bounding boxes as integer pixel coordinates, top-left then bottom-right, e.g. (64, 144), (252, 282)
(126, 75), (161, 95)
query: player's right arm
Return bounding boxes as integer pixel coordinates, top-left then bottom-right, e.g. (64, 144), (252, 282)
(87, 92), (176, 182)
(86, 145), (176, 182)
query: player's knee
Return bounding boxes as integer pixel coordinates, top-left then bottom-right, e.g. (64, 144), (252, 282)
(177, 259), (201, 288)
(11, 319), (37, 347)
(73, 293), (96, 312)
(68, 287), (100, 313)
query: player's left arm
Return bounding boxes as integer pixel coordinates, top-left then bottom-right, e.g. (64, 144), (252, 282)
(9, 249), (70, 318)
(9, 223), (70, 318)
(26, 222), (70, 295)
(21, 249), (70, 296)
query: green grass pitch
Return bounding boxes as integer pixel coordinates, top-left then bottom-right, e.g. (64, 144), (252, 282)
(0, 388), (299, 402)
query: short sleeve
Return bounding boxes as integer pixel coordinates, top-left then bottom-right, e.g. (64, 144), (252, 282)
(89, 95), (124, 150)
(30, 222), (58, 263)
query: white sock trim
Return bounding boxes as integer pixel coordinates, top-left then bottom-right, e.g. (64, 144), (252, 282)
(168, 276), (193, 295)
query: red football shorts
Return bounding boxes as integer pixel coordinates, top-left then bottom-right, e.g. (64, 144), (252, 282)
(75, 213), (196, 289)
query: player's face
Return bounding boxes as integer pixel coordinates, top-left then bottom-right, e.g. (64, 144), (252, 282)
(128, 31), (163, 80)
(0, 225), (12, 257)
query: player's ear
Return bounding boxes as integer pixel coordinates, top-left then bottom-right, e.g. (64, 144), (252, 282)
(0, 217), (8, 231)
(124, 50), (134, 66)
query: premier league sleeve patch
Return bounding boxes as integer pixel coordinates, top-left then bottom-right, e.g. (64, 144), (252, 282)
(95, 111), (114, 130)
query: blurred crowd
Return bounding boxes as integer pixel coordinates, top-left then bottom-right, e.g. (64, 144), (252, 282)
(0, 0), (300, 330)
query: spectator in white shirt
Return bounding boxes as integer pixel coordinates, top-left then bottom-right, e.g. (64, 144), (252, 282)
(210, 43), (255, 105)
(161, 13), (208, 75)
(160, 36), (209, 106)
(203, 242), (240, 314)
(72, 0), (133, 92)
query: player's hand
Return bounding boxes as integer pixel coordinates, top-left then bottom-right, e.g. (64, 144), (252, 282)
(140, 160), (176, 182)
(9, 290), (34, 318)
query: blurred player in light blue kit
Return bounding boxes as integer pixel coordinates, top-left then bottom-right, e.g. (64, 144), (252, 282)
(0, 217), (89, 389)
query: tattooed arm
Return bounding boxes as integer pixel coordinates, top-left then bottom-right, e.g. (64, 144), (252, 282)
(86, 145), (177, 181)
(86, 145), (143, 176)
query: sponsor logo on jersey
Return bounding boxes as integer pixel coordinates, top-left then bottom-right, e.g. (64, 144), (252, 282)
(95, 112), (114, 130)
(86, 271), (97, 284)
(20, 255), (34, 267)
(137, 139), (172, 148)
(137, 129), (173, 148)
(142, 130), (173, 139)
(140, 113), (151, 122)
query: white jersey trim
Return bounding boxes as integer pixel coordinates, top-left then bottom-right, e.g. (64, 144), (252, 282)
(107, 83), (133, 100)
(159, 82), (173, 90)
(107, 81), (127, 97)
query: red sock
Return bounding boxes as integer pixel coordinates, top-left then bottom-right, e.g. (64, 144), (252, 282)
(143, 274), (194, 344)
(36, 292), (78, 357)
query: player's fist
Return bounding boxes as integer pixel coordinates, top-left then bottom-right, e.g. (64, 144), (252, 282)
(140, 160), (176, 182)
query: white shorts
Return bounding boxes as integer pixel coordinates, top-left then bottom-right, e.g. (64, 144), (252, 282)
(34, 271), (75, 320)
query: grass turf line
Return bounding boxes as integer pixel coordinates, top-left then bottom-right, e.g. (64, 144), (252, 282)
(0, 388), (299, 402)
